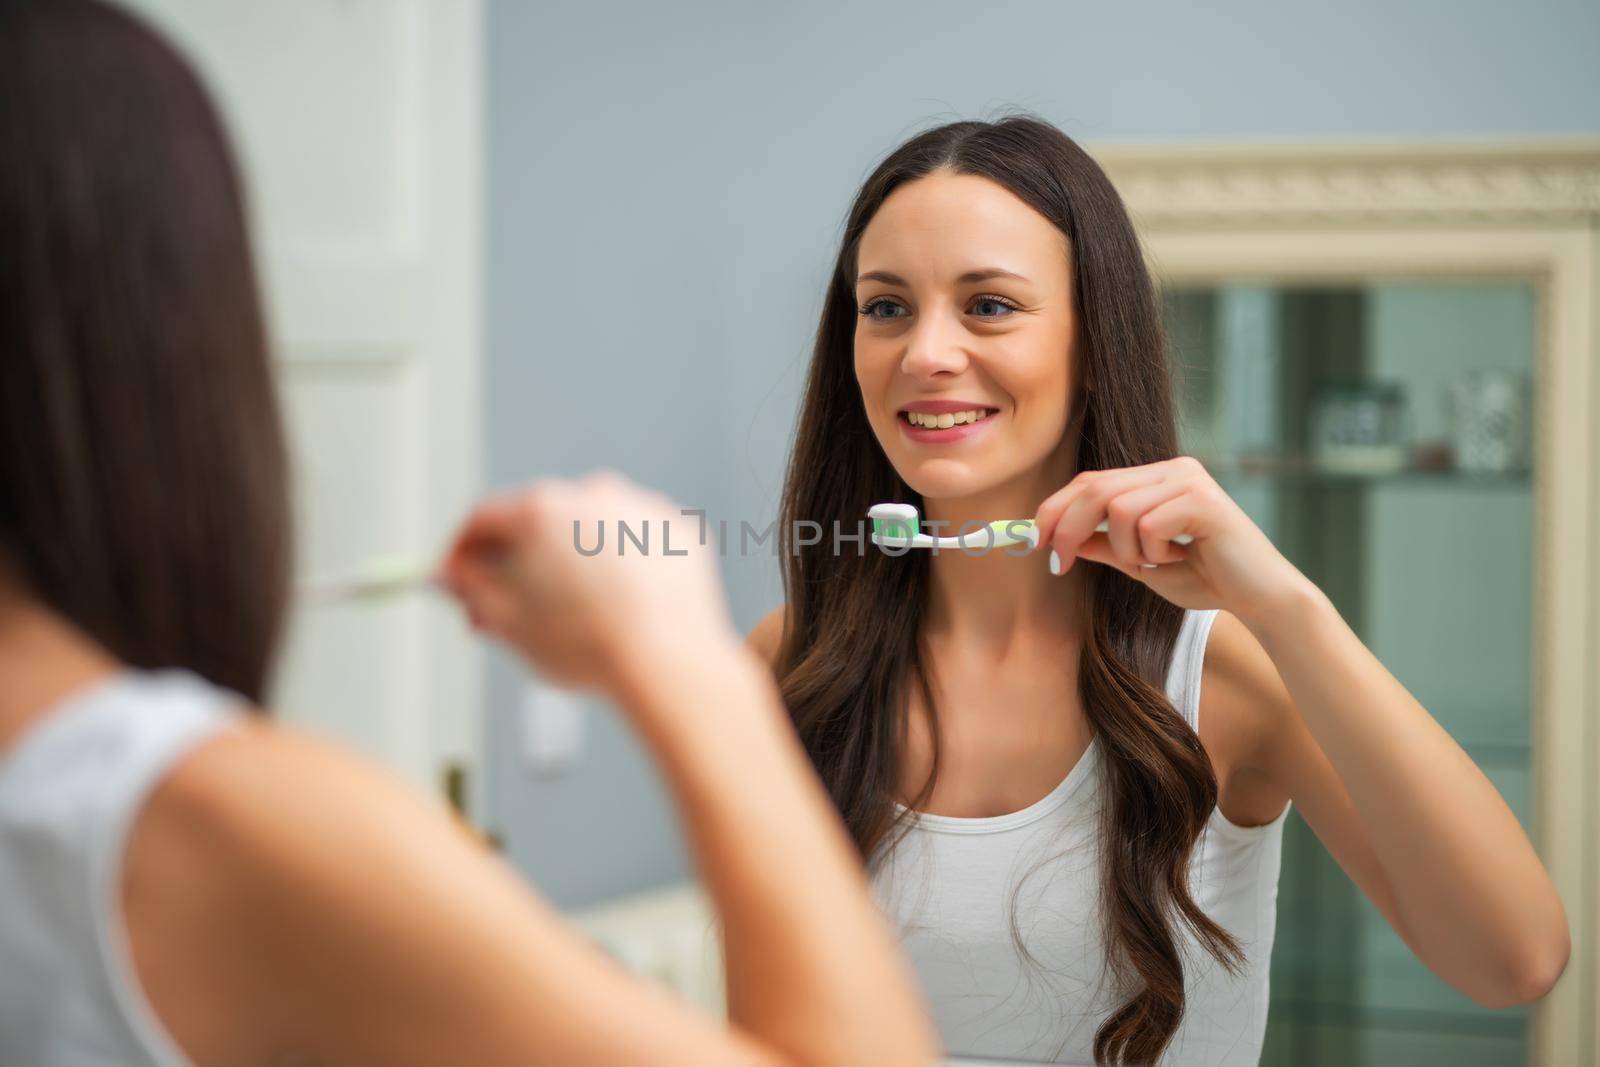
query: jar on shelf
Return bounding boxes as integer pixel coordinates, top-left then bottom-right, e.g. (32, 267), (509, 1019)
(1447, 370), (1531, 473)
(1310, 381), (1409, 474)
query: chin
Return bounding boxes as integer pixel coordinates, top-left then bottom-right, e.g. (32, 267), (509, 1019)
(892, 457), (1008, 502)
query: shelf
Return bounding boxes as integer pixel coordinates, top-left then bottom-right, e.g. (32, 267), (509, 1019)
(1198, 455), (1532, 486)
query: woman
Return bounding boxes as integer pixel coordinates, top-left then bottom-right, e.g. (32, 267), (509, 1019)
(0, 2), (937, 1065)
(748, 115), (1568, 1065)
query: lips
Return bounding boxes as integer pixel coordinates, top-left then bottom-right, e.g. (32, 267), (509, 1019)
(897, 399), (999, 416)
(897, 406), (1000, 445)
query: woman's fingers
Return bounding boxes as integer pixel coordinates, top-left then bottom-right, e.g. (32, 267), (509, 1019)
(1135, 493), (1199, 565)
(1036, 466), (1152, 543)
(1073, 498), (1210, 603)
(1072, 484), (1208, 575)
(443, 549), (521, 635)
(438, 479), (574, 587)
(434, 487), (557, 634)
(1102, 480), (1189, 568)
(437, 493), (524, 582)
(1034, 457), (1221, 575)
(435, 470), (729, 692)
(1038, 465), (1168, 574)
(1069, 533), (1137, 577)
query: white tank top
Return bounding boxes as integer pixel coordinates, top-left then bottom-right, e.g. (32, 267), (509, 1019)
(0, 667), (246, 1066)
(871, 608), (1291, 1067)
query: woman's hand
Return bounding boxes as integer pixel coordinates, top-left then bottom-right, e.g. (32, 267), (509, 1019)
(1033, 455), (1312, 623)
(434, 469), (740, 694)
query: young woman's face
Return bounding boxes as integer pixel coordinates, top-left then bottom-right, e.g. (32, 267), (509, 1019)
(853, 169), (1079, 502)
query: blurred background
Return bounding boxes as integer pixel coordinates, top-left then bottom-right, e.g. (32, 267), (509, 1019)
(121, 2), (1599, 1064)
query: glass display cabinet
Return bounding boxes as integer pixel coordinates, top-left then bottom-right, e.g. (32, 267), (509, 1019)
(1163, 280), (1534, 1065)
(1097, 141), (1600, 1067)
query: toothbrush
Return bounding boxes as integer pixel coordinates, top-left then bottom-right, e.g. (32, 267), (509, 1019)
(867, 502), (1194, 553)
(299, 548), (522, 604)
(868, 503), (1041, 550)
(298, 554), (439, 604)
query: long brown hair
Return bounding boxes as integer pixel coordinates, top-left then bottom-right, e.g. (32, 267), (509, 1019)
(0, 0), (291, 703)
(773, 114), (1242, 1064)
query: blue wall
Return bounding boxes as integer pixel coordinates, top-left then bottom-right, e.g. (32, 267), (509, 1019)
(484, 0), (1600, 909)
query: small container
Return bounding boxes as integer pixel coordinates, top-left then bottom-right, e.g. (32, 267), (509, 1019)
(1311, 381), (1408, 474)
(1447, 371), (1531, 473)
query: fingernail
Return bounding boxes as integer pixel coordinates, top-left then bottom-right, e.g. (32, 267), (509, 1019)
(1049, 549), (1061, 576)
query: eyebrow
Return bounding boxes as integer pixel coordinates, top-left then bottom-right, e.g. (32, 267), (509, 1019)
(856, 267), (1032, 288)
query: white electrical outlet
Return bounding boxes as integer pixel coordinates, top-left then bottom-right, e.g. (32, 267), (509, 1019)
(521, 680), (587, 776)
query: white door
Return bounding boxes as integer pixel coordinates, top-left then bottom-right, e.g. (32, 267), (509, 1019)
(123, 0), (486, 806)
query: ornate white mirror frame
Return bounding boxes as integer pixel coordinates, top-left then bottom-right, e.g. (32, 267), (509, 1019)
(1096, 139), (1600, 1066)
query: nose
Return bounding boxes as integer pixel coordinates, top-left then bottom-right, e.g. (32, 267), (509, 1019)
(899, 307), (969, 379)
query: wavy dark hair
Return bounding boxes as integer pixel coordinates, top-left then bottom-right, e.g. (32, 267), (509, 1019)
(772, 115), (1241, 1064)
(0, 0), (291, 702)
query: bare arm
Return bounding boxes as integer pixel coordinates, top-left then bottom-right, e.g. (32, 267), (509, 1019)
(1234, 585), (1569, 1008)
(1039, 455), (1569, 1010)
(128, 717), (779, 1067)
(615, 632), (935, 1067)
(127, 644), (936, 1067)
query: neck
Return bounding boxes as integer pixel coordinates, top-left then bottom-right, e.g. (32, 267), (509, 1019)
(920, 442), (1088, 656)
(923, 539), (1088, 657)
(0, 588), (119, 752)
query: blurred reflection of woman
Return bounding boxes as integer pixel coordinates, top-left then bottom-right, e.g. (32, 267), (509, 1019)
(747, 115), (1568, 1065)
(0, 3), (937, 1065)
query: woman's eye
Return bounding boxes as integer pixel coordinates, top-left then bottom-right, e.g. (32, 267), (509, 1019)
(858, 298), (906, 321)
(972, 296), (1019, 318)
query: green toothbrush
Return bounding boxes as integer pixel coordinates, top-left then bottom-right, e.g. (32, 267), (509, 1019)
(868, 502), (1193, 557)
(299, 554), (438, 604)
(868, 503), (1040, 550)
(299, 548), (524, 604)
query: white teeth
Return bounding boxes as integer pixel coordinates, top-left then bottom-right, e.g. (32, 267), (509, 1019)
(905, 408), (993, 428)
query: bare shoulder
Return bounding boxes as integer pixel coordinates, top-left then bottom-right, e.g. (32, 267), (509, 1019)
(123, 716), (786, 1067)
(124, 718), (333, 916)
(132, 716), (458, 875)
(745, 604), (789, 667)
(128, 716), (494, 929)
(122, 717), (501, 1058)
(1197, 610), (1297, 811)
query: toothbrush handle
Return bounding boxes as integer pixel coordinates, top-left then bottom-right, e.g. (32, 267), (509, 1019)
(1091, 519), (1193, 547)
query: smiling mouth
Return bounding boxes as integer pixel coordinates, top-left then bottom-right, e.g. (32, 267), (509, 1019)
(898, 408), (999, 430)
